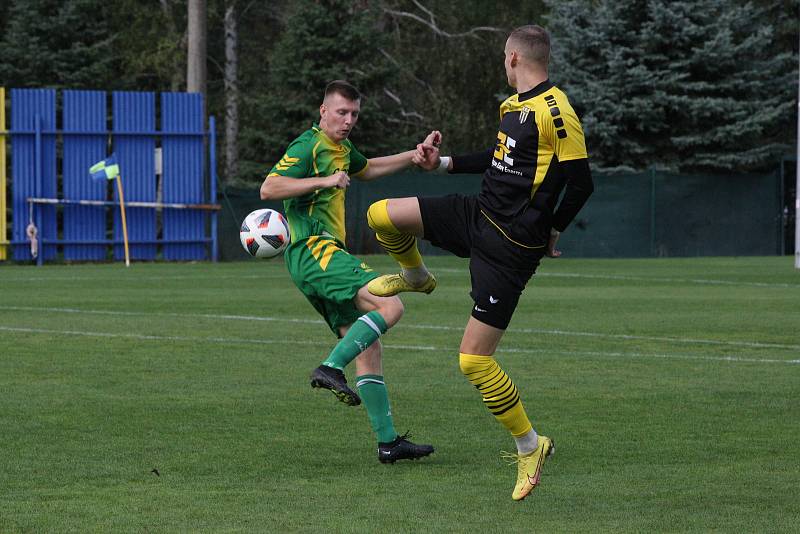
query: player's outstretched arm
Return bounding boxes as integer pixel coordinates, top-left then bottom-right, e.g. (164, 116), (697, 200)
(414, 147), (493, 175)
(357, 150), (419, 181)
(412, 131), (495, 176)
(356, 131), (443, 181)
(260, 171), (350, 200)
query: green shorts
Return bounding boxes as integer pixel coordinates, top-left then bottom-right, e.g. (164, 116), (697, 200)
(283, 236), (380, 334)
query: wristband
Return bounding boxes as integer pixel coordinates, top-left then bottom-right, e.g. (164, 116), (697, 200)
(437, 156), (451, 174)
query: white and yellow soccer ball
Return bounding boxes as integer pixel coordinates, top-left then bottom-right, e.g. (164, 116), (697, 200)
(239, 208), (290, 258)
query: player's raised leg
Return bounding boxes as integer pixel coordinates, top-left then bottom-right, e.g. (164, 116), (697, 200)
(458, 317), (553, 501)
(310, 288), (403, 406)
(366, 197), (436, 296)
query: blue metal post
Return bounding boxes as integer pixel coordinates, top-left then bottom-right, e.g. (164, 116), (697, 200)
(209, 115), (218, 262)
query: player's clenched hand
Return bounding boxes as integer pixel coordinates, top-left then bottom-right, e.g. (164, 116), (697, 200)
(324, 171), (350, 189)
(413, 131), (442, 170)
(413, 143), (440, 170)
(546, 229), (562, 258)
(424, 130), (442, 148)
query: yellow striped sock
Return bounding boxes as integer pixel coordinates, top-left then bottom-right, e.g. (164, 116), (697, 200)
(367, 199), (423, 269)
(459, 353), (533, 437)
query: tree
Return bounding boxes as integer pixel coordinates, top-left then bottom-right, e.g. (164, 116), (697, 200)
(187, 0), (207, 97)
(223, 0), (239, 183)
(0, 0), (117, 89)
(545, 0), (797, 173)
(378, 0), (547, 154)
(235, 0), (402, 183)
(111, 0), (188, 92)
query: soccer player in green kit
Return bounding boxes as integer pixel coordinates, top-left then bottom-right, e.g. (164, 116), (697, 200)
(259, 80), (435, 463)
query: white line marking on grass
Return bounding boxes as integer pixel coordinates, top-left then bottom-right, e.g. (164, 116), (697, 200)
(535, 272), (800, 289)
(0, 325), (796, 365)
(0, 274), (285, 282)
(500, 346), (800, 365)
(432, 267), (799, 289)
(4, 268), (795, 289)
(408, 323), (800, 351)
(1, 305), (327, 326)
(2, 305), (798, 352)
(0, 325), (435, 352)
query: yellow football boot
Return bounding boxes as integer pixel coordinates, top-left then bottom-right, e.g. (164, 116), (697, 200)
(367, 272), (437, 297)
(505, 435), (555, 501)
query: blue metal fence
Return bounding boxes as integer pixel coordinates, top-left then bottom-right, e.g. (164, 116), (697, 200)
(8, 89), (218, 263)
(11, 89), (57, 261)
(162, 92), (204, 260)
(63, 90), (107, 261)
(113, 91), (157, 260)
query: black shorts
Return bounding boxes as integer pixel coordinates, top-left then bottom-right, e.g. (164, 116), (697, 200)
(418, 194), (545, 329)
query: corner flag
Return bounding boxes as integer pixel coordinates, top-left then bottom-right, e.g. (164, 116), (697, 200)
(89, 154), (120, 181)
(89, 153), (130, 267)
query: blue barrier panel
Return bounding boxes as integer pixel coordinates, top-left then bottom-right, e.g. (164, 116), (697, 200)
(11, 89), (56, 261)
(7, 89), (215, 264)
(63, 90), (108, 260)
(113, 91), (156, 260)
(161, 92), (205, 260)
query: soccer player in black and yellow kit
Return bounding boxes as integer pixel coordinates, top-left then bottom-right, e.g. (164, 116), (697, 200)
(366, 26), (594, 499)
(260, 81), (436, 463)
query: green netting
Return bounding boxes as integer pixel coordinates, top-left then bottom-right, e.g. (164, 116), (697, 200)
(218, 169), (782, 260)
(557, 172), (654, 258)
(653, 172), (782, 257)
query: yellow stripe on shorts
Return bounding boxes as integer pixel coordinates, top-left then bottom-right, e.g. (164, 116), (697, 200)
(305, 236), (341, 271)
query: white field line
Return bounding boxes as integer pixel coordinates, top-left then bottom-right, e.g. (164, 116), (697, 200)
(0, 325), (797, 365)
(2, 305), (799, 352)
(1, 268), (797, 289)
(431, 268), (800, 289)
(0, 274), (289, 282)
(535, 272), (800, 289)
(0, 325), (434, 352)
(409, 323), (800, 351)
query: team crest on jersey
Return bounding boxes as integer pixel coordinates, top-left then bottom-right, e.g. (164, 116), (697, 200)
(519, 106), (530, 124)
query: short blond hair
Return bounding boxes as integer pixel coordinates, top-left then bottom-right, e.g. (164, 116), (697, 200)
(508, 25), (550, 66)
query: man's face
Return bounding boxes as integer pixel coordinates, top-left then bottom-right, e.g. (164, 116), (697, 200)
(319, 92), (360, 143)
(504, 38), (517, 88)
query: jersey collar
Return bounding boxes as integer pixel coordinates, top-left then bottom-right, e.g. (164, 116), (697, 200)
(312, 122), (343, 147)
(516, 79), (554, 101)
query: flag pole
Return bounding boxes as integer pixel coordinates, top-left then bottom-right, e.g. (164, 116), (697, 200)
(116, 174), (131, 267)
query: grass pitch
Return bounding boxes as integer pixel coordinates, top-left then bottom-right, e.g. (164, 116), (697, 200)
(1, 256), (798, 532)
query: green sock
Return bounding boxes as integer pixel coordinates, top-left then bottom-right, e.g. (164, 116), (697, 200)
(323, 311), (388, 370)
(356, 374), (397, 443)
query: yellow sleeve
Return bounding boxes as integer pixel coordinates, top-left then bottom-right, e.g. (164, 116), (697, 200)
(539, 99), (588, 162)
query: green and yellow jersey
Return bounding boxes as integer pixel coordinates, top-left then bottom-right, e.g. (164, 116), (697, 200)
(266, 123), (368, 245)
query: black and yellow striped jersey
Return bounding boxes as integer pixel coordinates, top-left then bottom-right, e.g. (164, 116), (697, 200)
(468, 79), (590, 248)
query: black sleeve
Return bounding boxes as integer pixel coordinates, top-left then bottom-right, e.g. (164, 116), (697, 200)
(450, 148), (494, 174)
(552, 158), (594, 232)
